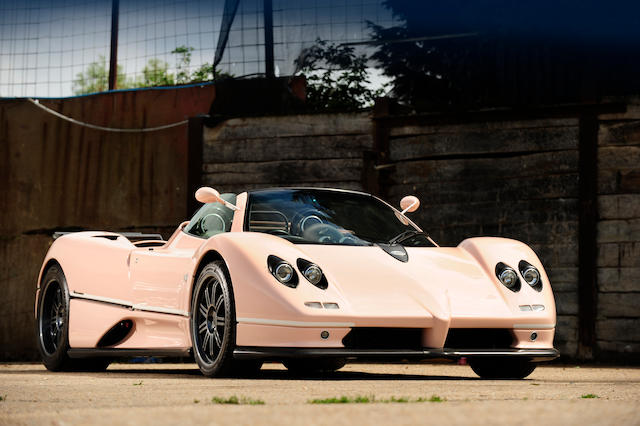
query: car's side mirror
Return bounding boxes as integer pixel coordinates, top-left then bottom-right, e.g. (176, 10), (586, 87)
(400, 195), (420, 214)
(195, 187), (239, 210)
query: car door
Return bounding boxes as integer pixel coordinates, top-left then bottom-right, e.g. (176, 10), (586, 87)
(129, 246), (194, 313)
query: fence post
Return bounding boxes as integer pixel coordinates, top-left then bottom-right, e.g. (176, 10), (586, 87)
(108, 0), (120, 91)
(187, 116), (206, 216)
(577, 113), (599, 360)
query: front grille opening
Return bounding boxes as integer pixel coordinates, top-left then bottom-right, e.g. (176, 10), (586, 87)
(342, 328), (423, 350)
(444, 328), (514, 349)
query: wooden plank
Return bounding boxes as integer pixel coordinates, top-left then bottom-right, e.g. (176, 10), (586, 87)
(598, 146), (640, 170)
(389, 126), (578, 161)
(599, 293), (640, 318)
(405, 198), (579, 227)
(555, 292), (579, 315)
(598, 267), (640, 292)
(390, 150), (578, 185)
(597, 219), (640, 243)
(202, 159), (362, 185)
(598, 120), (640, 147)
(598, 169), (640, 195)
(203, 134), (373, 163)
(204, 113), (371, 140)
(596, 319), (640, 342)
(387, 173), (579, 205)
(388, 118), (580, 137)
(598, 194), (640, 220)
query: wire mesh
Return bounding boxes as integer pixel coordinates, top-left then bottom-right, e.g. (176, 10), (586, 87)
(0, 0), (396, 98)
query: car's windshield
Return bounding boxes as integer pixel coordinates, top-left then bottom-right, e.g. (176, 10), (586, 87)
(245, 189), (432, 246)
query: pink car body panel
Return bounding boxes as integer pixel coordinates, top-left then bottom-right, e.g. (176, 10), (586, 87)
(35, 189), (557, 355)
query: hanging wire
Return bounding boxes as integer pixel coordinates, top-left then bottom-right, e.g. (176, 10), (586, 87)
(27, 98), (188, 132)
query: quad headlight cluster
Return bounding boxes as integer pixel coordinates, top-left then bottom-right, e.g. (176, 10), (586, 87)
(267, 255), (328, 289)
(495, 260), (543, 292)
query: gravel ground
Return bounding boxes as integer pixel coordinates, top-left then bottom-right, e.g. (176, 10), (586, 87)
(0, 362), (638, 425)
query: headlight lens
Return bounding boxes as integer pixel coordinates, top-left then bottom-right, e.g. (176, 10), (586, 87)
(303, 265), (323, 285)
(495, 262), (521, 292)
(297, 258), (328, 289)
(267, 255), (298, 288)
(519, 260), (543, 291)
(275, 263), (294, 283)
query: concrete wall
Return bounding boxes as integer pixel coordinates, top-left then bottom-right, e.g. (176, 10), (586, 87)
(202, 102), (639, 362)
(0, 85), (215, 360)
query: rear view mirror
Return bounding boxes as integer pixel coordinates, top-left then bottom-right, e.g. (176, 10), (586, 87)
(400, 196), (420, 214)
(195, 187), (238, 210)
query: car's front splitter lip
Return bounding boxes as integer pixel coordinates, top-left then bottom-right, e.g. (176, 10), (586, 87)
(233, 347), (560, 362)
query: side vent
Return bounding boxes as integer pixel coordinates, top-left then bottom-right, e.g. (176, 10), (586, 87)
(97, 320), (134, 347)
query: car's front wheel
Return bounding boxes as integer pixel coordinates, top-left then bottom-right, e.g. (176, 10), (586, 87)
(469, 357), (537, 379)
(190, 261), (236, 377)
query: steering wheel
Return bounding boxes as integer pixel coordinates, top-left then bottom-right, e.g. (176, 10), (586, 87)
(291, 210), (325, 236)
(303, 223), (343, 243)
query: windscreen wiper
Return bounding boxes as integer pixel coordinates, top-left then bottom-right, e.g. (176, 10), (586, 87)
(388, 230), (430, 245)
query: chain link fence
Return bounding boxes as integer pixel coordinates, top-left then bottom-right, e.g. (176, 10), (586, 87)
(0, 0), (395, 98)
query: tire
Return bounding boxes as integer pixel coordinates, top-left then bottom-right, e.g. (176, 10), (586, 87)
(36, 265), (112, 372)
(469, 357), (537, 379)
(283, 358), (347, 376)
(36, 265), (72, 371)
(190, 261), (236, 377)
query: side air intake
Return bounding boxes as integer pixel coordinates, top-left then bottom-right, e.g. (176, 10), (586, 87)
(97, 320), (134, 347)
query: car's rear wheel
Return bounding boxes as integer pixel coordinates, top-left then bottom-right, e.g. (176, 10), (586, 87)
(190, 261), (236, 377)
(36, 265), (73, 371)
(283, 358), (347, 376)
(469, 357), (537, 379)
(36, 265), (111, 372)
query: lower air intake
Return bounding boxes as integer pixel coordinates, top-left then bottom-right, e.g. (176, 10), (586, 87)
(444, 328), (514, 349)
(342, 328), (423, 350)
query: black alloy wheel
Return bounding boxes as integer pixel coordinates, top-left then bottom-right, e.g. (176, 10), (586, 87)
(190, 261), (236, 377)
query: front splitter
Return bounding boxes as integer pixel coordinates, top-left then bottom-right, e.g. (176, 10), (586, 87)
(233, 347), (559, 363)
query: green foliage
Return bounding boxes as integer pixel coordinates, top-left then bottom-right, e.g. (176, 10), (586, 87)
(295, 39), (385, 111)
(211, 395), (265, 405)
(0, 394), (6, 402)
(140, 58), (174, 87)
(309, 395), (444, 404)
(72, 47), (234, 95)
(309, 395), (372, 404)
(581, 394), (599, 399)
(72, 56), (132, 94)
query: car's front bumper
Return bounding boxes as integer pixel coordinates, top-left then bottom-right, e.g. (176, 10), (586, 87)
(233, 347), (560, 362)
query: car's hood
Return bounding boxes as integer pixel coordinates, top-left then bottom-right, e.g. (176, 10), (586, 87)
(296, 244), (513, 323)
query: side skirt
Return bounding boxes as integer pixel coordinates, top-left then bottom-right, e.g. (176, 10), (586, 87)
(68, 348), (191, 359)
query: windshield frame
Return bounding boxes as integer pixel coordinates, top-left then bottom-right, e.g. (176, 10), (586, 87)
(242, 187), (425, 246)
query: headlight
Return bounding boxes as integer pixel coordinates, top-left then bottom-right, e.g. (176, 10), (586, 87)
(519, 260), (543, 291)
(495, 262), (521, 292)
(297, 258), (328, 289)
(267, 255), (298, 288)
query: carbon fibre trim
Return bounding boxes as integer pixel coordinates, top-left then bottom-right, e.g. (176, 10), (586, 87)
(233, 347), (560, 362)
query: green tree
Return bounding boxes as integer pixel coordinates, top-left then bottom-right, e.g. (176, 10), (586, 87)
(295, 39), (384, 111)
(172, 45), (194, 84)
(72, 56), (130, 94)
(140, 58), (174, 87)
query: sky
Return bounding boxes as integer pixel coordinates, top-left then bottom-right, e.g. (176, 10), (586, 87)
(0, 0), (395, 98)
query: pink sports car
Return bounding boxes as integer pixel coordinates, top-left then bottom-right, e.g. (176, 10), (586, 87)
(35, 187), (558, 378)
